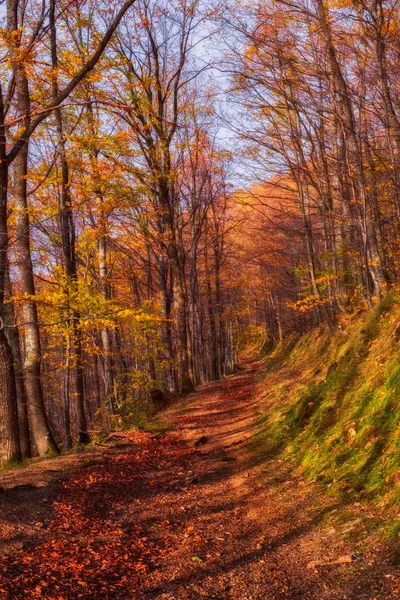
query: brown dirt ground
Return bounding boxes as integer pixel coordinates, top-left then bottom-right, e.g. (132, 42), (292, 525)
(0, 359), (400, 599)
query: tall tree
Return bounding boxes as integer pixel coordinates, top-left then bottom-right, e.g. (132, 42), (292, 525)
(0, 0), (137, 464)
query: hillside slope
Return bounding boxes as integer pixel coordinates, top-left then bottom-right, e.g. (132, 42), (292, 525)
(254, 291), (400, 533)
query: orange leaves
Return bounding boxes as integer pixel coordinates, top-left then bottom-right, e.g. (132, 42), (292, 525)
(288, 295), (333, 313)
(0, 430), (195, 599)
(184, 524), (194, 537)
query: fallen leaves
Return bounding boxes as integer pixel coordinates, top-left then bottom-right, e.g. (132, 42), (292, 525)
(1, 366), (399, 600)
(0, 431), (193, 599)
(307, 554), (356, 570)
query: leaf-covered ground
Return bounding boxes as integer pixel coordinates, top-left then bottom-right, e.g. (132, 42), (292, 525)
(0, 360), (399, 599)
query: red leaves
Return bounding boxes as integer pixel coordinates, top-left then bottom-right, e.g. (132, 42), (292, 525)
(0, 431), (192, 599)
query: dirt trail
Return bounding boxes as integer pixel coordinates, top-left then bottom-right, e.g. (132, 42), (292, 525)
(0, 360), (399, 599)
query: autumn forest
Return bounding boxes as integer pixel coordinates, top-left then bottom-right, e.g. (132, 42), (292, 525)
(1, 0), (400, 596)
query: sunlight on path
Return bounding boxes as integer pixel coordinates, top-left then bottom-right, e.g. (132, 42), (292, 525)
(0, 361), (399, 599)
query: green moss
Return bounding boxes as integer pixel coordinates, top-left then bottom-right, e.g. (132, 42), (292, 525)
(253, 289), (400, 515)
(0, 456), (31, 472)
(140, 421), (173, 434)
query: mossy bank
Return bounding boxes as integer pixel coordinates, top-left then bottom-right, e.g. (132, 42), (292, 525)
(253, 290), (400, 534)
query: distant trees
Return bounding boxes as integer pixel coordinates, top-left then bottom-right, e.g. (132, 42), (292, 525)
(226, 0), (400, 333)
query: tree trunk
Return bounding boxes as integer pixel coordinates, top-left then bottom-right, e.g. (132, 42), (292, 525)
(99, 234), (116, 414)
(205, 245), (219, 380)
(316, 0), (387, 300)
(13, 143), (59, 456)
(9, 2), (58, 456)
(171, 256), (195, 394)
(63, 331), (73, 450)
(3, 263), (31, 458)
(373, 0), (400, 218)
(0, 84), (20, 465)
(50, 0), (89, 446)
(0, 328), (20, 466)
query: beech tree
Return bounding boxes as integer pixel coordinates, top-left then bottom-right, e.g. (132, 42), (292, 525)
(0, 0), (137, 465)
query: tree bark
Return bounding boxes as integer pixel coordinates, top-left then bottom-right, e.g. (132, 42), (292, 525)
(13, 130), (59, 458)
(0, 82), (20, 466)
(50, 0), (89, 445)
(99, 234), (116, 414)
(3, 263), (31, 458)
(8, 0), (58, 457)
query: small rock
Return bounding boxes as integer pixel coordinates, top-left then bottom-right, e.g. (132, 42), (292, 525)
(194, 435), (209, 448)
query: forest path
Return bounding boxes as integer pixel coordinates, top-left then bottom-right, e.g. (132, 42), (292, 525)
(0, 359), (399, 599)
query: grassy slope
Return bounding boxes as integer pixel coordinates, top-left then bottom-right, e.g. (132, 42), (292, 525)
(254, 290), (400, 532)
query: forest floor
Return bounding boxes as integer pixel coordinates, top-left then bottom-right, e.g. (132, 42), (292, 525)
(0, 359), (400, 599)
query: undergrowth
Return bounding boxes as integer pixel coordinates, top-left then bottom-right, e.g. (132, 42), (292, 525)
(253, 289), (400, 534)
